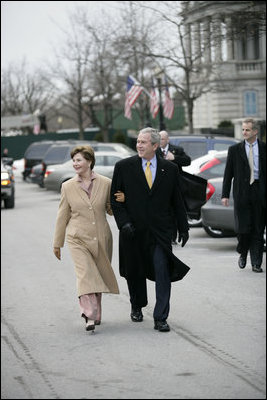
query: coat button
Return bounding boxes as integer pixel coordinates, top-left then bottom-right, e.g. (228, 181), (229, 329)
(92, 221), (95, 224)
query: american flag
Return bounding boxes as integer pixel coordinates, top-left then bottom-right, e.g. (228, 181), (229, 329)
(163, 78), (174, 120)
(124, 75), (143, 120)
(150, 79), (159, 119)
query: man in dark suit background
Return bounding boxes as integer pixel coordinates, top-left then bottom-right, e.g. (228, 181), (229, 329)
(222, 118), (266, 273)
(157, 130), (191, 172)
(111, 127), (190, 332)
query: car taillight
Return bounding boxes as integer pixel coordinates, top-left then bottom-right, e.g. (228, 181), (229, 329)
(199, 158), (220, 173)
(206, 182), (215, 201)
(44, 170), (53, 178)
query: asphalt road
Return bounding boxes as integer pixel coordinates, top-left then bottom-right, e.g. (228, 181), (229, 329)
(1, 177), (266, 399)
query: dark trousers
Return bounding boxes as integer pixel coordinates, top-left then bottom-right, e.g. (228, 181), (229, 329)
(237, 181), (266, 266)
(127, 244), (171, 321)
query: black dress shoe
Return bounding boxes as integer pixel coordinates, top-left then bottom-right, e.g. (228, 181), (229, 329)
(238, 255), (247, 269)
(130, 308), (143, 322)
(252, 265), (263, 273)
(154, 320), (170, 332)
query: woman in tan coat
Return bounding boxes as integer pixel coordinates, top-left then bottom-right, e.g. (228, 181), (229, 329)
(53, 145), (123, 332)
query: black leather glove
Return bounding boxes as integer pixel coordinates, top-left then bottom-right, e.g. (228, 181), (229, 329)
(178, 231), (189, 247)
(121, 223), (135, 238)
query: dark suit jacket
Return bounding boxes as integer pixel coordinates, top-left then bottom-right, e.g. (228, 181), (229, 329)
(110, 154), (190, 282)
(157, 143), (191, 172)
(222, 139), (266, 233)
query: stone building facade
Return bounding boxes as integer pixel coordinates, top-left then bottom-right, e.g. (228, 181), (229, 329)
(180, 1), (266, 136)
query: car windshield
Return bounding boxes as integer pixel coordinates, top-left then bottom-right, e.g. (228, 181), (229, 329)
(213, 142), (234, 151)
(44, 146), (70, 163)
(24, 143), (52, 158)
(178, 141), (207, 160)
(106, 155), (122, 165)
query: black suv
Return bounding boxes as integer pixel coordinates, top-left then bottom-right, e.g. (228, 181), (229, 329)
(23, 140), (55, 180)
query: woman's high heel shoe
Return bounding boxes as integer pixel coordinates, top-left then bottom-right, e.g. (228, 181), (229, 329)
(85, 320), (95, 331)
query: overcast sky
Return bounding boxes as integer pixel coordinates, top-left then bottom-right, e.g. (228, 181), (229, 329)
(1, 1), (121, 70)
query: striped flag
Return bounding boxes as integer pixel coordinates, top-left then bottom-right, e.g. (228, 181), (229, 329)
(163, 77), (174, 119)
(124, 75), (143, 120)
(150, 79), (159, 119)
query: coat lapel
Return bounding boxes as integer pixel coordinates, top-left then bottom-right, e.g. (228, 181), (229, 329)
(73, 175), (93, 206)
(89, 174), (101, 204)
(132, 156), (151, 190)
(151, 156), (167, 193)
(239, 141), (249, 166)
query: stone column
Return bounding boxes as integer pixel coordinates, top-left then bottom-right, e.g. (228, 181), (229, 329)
(225, 16), (234, 60)
(203, 18), (211, 64)
(193, 22), (201, 61)
(213, 15), (222, 62)
(184, 23), (192, 61)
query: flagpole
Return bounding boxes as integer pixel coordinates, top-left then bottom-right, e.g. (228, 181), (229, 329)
(155, 73), (166, 131)
(145, 95), (152, 127)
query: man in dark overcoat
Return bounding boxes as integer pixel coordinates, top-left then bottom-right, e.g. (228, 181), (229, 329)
(157, 130), (191, 172)
(157, 130), (191, 244)
(222, 118), (266, 273)
(111, 127), (190, 332)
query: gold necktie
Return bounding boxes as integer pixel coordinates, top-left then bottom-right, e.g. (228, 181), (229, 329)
(248, 144), (254, 185)
(145, 161), (152, 188)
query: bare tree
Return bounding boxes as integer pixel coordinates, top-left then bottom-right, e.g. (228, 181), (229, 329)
(1, 59), (53, 118)
(46, 9), (93, 140)
(127, 1), (222, 132)
(113, 1), (160, 128)
(79, 12), (123, 142)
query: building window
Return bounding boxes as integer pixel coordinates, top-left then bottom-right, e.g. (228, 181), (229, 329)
(244, 91), (257, 116)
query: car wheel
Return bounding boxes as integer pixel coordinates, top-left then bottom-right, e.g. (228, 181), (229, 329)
(203, 225), (236, 238)
(4, 189), (15, 209)
(187, 216), (202, 228)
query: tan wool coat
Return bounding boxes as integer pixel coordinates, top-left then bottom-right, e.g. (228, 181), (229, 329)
(53, 173), (119, 297)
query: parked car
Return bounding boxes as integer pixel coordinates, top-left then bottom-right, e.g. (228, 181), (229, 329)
(44, 151), (131, 192)
(201, 177), (236, 238)
(169, 135), (239, 160)
(182, 150), (228, 227)
(183, 150), (226, 174)
(22, 140), (55, 180)
(29, 140), (97, 187)
(29, 141), (136, 187)
(1, 158), (15, 209)
(93, 142), (136, 156)
(196, 151), (228, 181)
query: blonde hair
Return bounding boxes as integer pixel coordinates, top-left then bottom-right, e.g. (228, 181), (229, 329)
(70, 145), (95, 170)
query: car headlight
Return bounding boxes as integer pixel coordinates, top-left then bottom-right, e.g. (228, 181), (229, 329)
(1, 172), (11, 185)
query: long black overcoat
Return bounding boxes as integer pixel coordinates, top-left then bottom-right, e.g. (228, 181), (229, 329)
(222, 139), (266, 233)
(110, 154), (190, 282)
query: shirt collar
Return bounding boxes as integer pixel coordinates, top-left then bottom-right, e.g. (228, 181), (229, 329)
(77, 170), (97, 182)
(245, 139), (257, 147)
(142, 154), (157, 167)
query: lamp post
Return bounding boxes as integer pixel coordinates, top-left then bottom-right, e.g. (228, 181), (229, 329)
(155, 68), (166, 131)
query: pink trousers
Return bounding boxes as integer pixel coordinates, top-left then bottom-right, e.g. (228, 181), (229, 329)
(79, 293), (102, 322)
